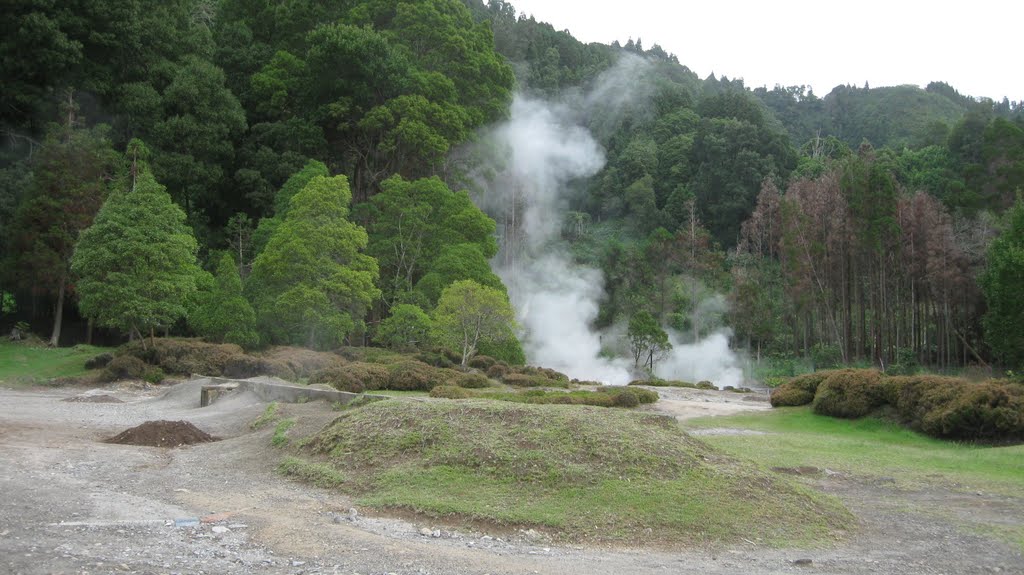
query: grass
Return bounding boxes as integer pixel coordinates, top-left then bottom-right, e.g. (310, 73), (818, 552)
(278, 456), (345, 488)
(0, 341), (112, 385)
(250, 402), (280, 430)
(685, 407), (1024, 496)
(272, 418), (296, 447)
(292, 399), (852, 546)
(369, 389), (430, 398)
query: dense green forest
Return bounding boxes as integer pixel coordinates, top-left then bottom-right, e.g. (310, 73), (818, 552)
(2, 0), (1023, 376)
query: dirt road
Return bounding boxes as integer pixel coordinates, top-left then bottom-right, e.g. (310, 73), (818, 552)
(1, 381), (1020, 575)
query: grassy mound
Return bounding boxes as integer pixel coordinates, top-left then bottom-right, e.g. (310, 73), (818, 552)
(299, 400), (852, 545)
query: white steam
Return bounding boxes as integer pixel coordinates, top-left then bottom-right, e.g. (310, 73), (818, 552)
(471, 55), (744, 387)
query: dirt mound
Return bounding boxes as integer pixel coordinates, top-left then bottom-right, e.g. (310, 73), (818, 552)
(63, 394), (123, 403)
(105, 420), (217, 447)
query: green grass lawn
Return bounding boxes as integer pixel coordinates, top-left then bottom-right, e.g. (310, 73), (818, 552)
(0, 341), (111, 385)
(685, 407), (1024, 496)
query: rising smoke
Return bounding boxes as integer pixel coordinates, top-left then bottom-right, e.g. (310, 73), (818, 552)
(470, 55), (743, 387)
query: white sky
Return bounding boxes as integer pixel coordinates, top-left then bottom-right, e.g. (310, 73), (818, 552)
(507, 0), (1023, 101)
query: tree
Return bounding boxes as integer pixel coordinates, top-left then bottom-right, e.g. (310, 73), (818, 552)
(376, 303), (432, 351)
(432, 280), (517, 366)
(981, 196), (1024, 370)
(366, 175), (498, 307)
(192, 252), (259, 348)
(248, 174), (380, 349)
(7, 99), (119, 346)
(71, 142), (201, 347)
(627, 310), (671, 371)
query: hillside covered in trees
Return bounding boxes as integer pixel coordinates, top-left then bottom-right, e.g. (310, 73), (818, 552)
(2, 0), (1023, 377)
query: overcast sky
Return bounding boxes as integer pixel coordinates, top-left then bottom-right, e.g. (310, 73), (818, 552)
(507, 0), (1022, 101)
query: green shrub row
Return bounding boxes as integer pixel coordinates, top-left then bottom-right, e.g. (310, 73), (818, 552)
(629, 379), (717, 390)
(770, 369), (1024, 441)
(429, 386), (658, 408)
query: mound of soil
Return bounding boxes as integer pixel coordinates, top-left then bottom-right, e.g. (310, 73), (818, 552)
(63, 394), (123, 404)
(105, 420), (217, 447)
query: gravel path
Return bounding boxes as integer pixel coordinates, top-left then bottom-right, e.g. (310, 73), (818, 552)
(1, 381), (1021, 575)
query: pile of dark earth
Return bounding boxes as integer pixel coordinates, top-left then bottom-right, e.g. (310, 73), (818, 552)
(104, 420), (217, 447)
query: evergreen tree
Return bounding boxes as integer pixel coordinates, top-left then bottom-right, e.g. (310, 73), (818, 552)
(71, 141), (201, 347)
(248, 174), (380, 349)
(192, 252), (259, 348)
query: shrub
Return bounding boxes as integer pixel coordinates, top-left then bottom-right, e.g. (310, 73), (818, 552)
(101, 355), (148, 382)
(696, 381), (716, 390)
(628, 379), (697, 388)
(811, 369), (884, 418)
(310, 363), (389, 393)
(143, 367), (165, 384)
(770, 371), (831, 407)
(455, 373), (491, 389)
(921, 382), (1024, 440)
(467, 355), (496, 370)
(501, 373), (550, 388)
(486, 362), (510, 379)
(119, 338), (243, 376)
(430, 385), (471, 399)
(386, 360), (456, 391)
(612, 388), (639, 407)
(261, 346), (344, 379)
(85, 353), (113, 370)
(221, 354), (297, 381)
(222, 354), (262, 379)
(415, 351), (455, 368)
(891, 376), (1024, 440)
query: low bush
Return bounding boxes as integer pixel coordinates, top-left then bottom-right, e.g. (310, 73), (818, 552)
(770, 371), (831, 407)
(415, 351), (455, 369)
(486, 363), (510, 379)
(84, 353), (113, 370)
(429, 386), (658, 408)
(221, 354), (297, 381)
(261, 347), (344, 379)
(923, 382), (1024, 441)
(430, 385), (471, 399)
(455, 372), (491, 389)
(629, 379), (697, 388)
(143, 366), (165, 384)
(119, 338), (243, 376)
(467, 355), (496, 370)
(811, 369), (884, 418)
(890, 376), (1024, 441)
(386, 360), (456, 391)
(696, 381), (716, 390)
(310, 362), (390, 393)
(101, 355), (148, 382)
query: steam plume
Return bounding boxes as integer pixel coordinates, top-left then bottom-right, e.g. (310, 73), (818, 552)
(470, 56), (743, 386)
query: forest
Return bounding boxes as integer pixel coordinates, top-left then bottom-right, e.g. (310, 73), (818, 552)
(2, 0), (1023, 378)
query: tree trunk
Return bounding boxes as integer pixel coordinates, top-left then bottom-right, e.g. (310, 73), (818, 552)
(49, 279), (66, 347)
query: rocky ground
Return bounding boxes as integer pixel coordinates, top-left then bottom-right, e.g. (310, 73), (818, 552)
(0, 380), (1021, 575)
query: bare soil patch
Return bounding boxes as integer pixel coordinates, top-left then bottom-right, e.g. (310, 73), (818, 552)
(104, 419), (217, 447)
